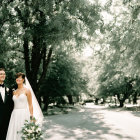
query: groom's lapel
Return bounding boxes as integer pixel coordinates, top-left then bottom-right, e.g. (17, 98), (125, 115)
(0, 92), (4, 103)
(4, 87), (8, 103)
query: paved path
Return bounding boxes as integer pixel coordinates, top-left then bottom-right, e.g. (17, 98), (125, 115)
(42, 104), (140, 140)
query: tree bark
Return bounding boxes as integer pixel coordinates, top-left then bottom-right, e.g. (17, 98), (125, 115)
(43, 96), (49, 111)
(117, 94), (125, 107)
(95, 98), (99, 105)
(67, 95), (73, 105)
(133, 92), (138, 104)
(23, 37), (30, 77)
(119, 100), (124, 107)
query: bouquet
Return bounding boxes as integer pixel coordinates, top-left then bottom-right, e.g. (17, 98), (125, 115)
(19, 118), (43, 140)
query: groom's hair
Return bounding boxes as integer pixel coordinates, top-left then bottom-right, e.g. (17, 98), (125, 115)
(16, 72), (25, 80)
(0, 68), (5, 71)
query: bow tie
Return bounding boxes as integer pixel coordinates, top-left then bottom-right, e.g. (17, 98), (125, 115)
(0, 84), (4, 88)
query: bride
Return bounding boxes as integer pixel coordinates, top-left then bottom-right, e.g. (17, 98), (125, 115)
(6, 72), (43, 140)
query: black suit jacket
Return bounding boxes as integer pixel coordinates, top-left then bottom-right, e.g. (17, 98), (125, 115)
(0, 86), (14, 140)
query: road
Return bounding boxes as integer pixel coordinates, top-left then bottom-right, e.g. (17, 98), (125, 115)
(42, 104), (140, 140)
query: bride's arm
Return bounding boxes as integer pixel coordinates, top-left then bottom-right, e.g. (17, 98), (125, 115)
(26, 89), (33, 119)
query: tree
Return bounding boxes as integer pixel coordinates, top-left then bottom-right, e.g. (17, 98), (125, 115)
(84, 0), (140, 107)
(0, 0), (101, 100)
(40, 51), (88, 110)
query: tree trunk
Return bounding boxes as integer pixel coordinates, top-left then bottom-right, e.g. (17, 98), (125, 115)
(67, 95), (73, 105)
(101, 98), (106, 104)
(43, 96), (49, 111)
(23, 37), (53, 98)
(117, 94), (125, 107)
(23, 37), (30, 76)
(22, 9), (53, 99)
(95, 98), (99, 105)
(133, 92), (138, 104)
(114, 98), (117, 106)
(119, 100), (124, 107)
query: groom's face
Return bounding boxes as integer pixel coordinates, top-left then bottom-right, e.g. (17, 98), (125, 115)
(0, 70), (6, 82)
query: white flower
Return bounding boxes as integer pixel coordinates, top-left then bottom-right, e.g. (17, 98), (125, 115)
(36, 128), (41, 132)
(6, 88), (9, 92)
(27, 130), (33, 133)
(31, 126), (35, 130)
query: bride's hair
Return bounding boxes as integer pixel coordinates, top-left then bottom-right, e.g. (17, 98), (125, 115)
(16, 72), (25, 80)
(0, 68), (5, 71)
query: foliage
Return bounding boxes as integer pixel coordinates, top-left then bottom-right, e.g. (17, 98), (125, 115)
(0, 0), (101, 98)
(40, 51), (88, 107)
(1, 0), (140, 107)
(85, 0), (140, 106)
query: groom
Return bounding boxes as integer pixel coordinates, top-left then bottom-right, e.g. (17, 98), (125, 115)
(0, 68), (13, 140)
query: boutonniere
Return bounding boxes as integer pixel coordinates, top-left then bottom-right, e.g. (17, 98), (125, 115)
(6, 87), (9, 92)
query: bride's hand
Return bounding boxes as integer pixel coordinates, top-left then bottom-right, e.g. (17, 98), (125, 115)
(30, 116), (36, 123)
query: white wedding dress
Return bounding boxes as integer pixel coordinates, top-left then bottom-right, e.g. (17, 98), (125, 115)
(6, 93), (30, 140)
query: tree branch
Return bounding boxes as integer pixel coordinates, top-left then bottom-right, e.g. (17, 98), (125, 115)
(38, 46), (53, 87)
(23, 37), (30, 77)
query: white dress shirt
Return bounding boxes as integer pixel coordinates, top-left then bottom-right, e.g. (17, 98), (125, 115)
(0, 87), (5, 102)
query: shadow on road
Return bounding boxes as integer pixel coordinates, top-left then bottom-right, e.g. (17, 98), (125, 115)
(42, 107), (134, 140)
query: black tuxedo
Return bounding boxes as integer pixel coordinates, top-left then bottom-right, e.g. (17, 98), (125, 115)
(0, 86), (13, 140)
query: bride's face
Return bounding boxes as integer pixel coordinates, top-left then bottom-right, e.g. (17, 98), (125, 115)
(16, 76), (24, 85)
